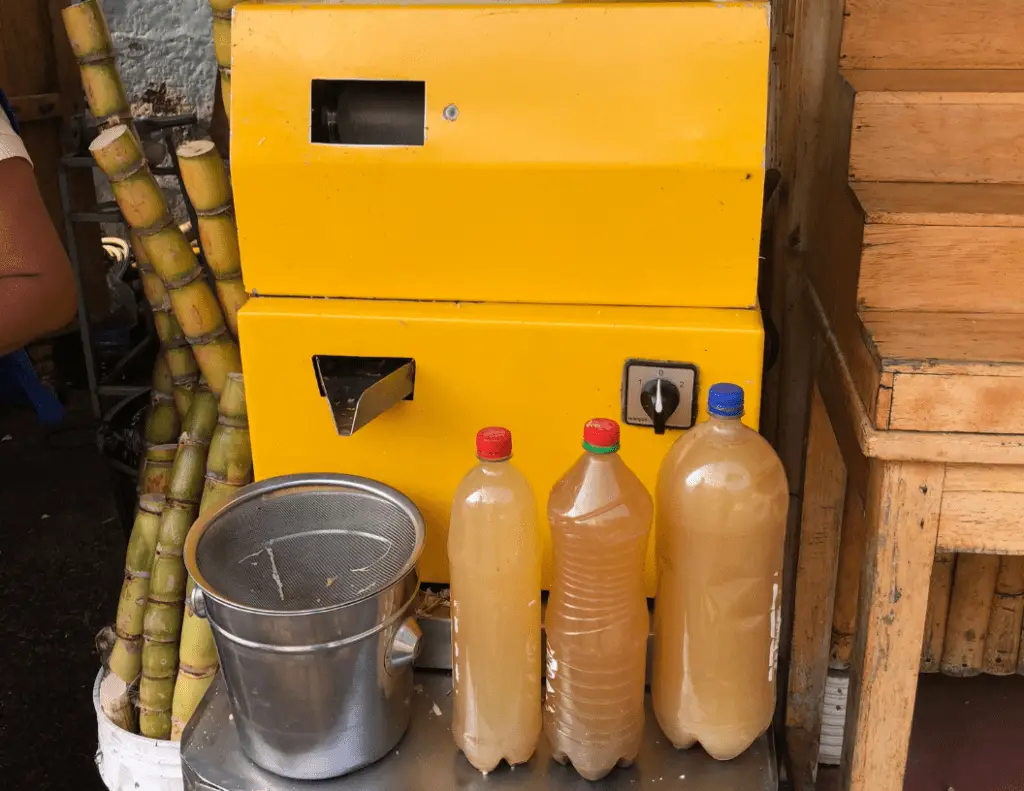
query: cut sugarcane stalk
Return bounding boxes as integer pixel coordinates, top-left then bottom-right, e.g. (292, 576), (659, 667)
(177, 140), (248, 338)
(921, 553), (955, 673)
(941, 553), (1000, 677)
(107, 494), (166, 689)
(982, 556), (1024, 675)
(91, 126), (169, 229)
(91, 125), (241, 396)
(139, 393), (219, 739)
(170, 373), (251, 739)
(61, 0), (131, 126)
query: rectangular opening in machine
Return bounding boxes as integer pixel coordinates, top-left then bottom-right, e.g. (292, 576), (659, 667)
(311, 79), (426, 146)
(313, 355), (416, 436)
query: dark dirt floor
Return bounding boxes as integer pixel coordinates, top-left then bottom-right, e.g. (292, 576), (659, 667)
(0, 401), (123, 789)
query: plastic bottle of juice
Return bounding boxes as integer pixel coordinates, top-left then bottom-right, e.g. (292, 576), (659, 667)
(544, 418), (653, 781)
(449, 427), (542, 773)
(652, 383), (788, 760)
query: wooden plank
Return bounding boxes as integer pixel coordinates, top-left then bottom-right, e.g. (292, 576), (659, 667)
(861, 311), (1024, 375)
(889, 373), (1024, 434)
(853, 182), (1024, 228)
(785, 386), (847, 751)
(5, 92), (61, 123)
(841, 1), (1024, 70)
(784, 725), (819, 791)
(945, 465), (1024, 493)
(859, 225), (1024, 314)
(829, 486), (866, 670)
(940, 553), (1000, 676)
(938, 492), (1024, 554)
(846, 69), (1024, 95)
(920, 552), (955, 673)
(841, 460), (943, 791)
(850, 91), (1024, 184)
(982, 556), (1024, 675)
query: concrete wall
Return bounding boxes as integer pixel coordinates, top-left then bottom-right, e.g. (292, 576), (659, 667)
(104, 0), (217, 125)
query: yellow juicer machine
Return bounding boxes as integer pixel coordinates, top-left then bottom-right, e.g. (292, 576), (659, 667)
(230, 0), (770, 591)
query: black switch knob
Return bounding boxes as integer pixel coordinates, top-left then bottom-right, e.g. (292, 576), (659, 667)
(640, 378), (681, 435)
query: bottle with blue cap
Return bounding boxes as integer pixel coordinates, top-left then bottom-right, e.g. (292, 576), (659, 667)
(651, 383), (788, 761)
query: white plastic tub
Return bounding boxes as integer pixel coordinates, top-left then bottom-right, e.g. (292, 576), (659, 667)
(93, 669), (183, 791)
(817, 669), (849, 766)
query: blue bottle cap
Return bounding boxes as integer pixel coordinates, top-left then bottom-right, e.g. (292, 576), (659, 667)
(708, 383), (744, 418)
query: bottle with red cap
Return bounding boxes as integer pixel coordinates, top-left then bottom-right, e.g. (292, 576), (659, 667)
(544, 418), (653, 780)
(448, 427), (541, 773)
(651, 383), (788, 760)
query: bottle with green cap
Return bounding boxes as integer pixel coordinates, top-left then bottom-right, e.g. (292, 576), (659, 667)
(544, 418), (653, 781)
(651, 383), (788, 761)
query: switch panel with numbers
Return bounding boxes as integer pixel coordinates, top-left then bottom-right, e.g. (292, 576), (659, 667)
(621, 360), (698, 432)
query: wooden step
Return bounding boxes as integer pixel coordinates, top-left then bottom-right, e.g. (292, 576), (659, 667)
(859, 310), (1024, 433)
(852, 182), (1024, 313)
(842, 0), (1024, 70)
(847, 70), (1024, 184)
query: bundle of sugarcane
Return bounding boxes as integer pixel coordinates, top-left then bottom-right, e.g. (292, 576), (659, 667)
(100, 494), (167, 731)
(170, 373), (252, 739)
(132, 231), (201, 418)
(138, 389), (219, 738)
(177, 141), (248, 338)
(89, 125), (242, 397)
(61, 0), (131, 128)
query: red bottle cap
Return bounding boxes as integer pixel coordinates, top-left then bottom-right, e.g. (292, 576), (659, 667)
(476, 427), (512, 461)
(582, 418), (620, 454)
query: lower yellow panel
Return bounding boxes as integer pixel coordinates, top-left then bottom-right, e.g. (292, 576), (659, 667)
(239, 298), (764, 594)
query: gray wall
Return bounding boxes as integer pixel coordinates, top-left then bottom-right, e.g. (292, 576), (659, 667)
(104, 0), (217, 124)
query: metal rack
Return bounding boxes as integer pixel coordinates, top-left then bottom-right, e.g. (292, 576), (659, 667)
(56, 113), (203, 417)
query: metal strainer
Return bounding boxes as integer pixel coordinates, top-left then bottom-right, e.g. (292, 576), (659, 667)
(187, 473), (425, 613)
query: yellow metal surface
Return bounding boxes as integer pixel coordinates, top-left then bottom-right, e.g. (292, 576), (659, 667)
(231, 1), (769, 309)
(239, 299), (764, 593)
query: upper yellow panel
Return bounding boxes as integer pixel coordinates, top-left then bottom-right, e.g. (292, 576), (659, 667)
(231, 2), (769, 308)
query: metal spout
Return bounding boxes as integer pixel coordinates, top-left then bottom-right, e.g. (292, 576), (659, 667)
(314, 356), (415, 436)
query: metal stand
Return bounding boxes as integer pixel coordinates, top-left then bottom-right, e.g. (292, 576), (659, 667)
(181, 598), (778, 791)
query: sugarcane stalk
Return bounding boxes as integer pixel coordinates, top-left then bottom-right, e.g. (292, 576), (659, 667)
(139, 392), (219, 739)
(143, 396), (179, 447)
(982, 556), (1024, 675)
(138, 442), (178, 496)
(219, 68), (232, 118)
(921, 553), (956, 673)
(941, 553), (1000, 677)
(107, 495), (166, 688)
(170, 373), (251, 739)
(176, 140), (248, 338)
(212, 12), (231, 70)
(90, 125), (241, 396)
(133, 230), (202, 418)
(61, 0), (131, 127)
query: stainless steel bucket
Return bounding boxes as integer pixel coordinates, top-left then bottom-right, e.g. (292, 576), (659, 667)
(183, 474), (425, 780)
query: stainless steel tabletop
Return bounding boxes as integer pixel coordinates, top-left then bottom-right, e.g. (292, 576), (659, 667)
(181, 671), (777, 791)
